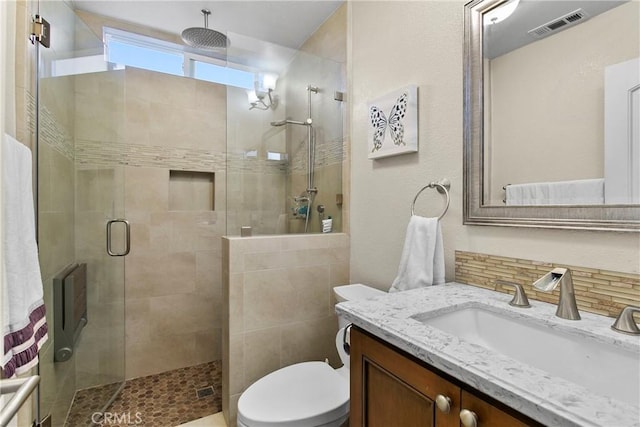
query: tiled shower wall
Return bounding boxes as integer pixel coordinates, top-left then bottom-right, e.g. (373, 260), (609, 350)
(222, 233), (350, 426)
(285, 4), (347, 234)
(74, 67), (227, 379)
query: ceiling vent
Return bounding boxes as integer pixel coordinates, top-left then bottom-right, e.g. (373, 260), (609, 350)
(528, 9), (589, 39)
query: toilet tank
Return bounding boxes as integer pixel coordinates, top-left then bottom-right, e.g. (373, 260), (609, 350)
(333, 284), (386, 328)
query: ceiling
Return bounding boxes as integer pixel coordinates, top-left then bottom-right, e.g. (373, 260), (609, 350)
(71, 0), (344, 50)
(484, 0), (627, 59)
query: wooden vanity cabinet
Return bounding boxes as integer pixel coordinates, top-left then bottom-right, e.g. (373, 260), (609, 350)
(350, 326), (539, 427)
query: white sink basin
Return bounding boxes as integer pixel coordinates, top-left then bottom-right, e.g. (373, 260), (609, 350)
(412, 305), (640, 407)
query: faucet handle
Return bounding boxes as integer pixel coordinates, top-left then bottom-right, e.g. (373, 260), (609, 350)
(611, 305), (640, 335)
(496, 280), (531, 308)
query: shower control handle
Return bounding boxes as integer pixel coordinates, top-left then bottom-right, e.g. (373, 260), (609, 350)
(106, 219), (131, 257)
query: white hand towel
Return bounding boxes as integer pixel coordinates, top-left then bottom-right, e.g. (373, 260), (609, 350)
(389, 215), (445, 293)
(506, 179), (604, 205)
(2, 133), (48, 378)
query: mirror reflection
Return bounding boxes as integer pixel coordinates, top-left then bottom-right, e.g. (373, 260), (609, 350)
(482, 0), (639, 206)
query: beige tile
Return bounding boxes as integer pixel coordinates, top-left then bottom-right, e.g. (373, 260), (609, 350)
(288, 265), (332, 321)
(237, 236), (283, 255)
(280, 316), (340, 367)
(330, 262), (350, 287)
(243, 269), (292, 330)
(196, 250), (222, 297)
(131, 293), (217, 338)
(50, 150), (74, 213)
(228, 273), (244, 335)
(194, 328), (222, 364)
(125, 167), (169, 214)
(127, 67), (197, 111)
(39, 211), (74, 280)
(123, 95), (151, 146)
(125, 252), (196, 298)
(229, 393), (241, 427)
(243, 251), (285, 271)
(243, 327), (281, 389)
(125, 331), (197, 379)
(229, 334), (245, 395)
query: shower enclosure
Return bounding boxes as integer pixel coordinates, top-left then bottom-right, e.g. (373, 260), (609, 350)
(225, 35), (345, 235)
(35, 2), (126, 424)
(35, 2), (225, 424)
(32, 2), (345, 425)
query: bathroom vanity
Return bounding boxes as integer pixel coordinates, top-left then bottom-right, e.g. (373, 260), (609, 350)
(336, 284), (640, 427)
(350, 326), (537, 426)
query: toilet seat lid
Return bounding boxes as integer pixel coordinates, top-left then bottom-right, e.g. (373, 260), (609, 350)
(237, 361), (349, 427)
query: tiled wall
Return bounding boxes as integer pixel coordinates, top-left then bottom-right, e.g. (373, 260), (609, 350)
(73, 67), (227, 379)
(455, 251), (640, 317)
(284, 4), (347, 234)
(222, 233), (350, 426)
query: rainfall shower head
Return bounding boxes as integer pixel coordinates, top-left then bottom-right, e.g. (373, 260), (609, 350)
(181, 9), (228, 50)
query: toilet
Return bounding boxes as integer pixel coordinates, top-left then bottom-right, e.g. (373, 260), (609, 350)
(236, 283), (385, 427)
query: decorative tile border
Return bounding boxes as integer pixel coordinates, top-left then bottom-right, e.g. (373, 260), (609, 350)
(75, 138), (344, 174)
(289, 137), (345, 173)
(76, 139), (225, 172)
(455, 250), (640, 317)
(26, 91), (75, 161)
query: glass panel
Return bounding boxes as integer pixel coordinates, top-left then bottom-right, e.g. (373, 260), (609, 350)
(36, 1), (126, 425)
(194, 60), (254, 89)
(226, 33), (344, 235)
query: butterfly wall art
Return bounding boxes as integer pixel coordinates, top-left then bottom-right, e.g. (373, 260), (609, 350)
(368, 85), (418, 159)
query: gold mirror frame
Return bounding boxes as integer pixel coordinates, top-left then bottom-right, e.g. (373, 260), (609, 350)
(463, 0), (640, 232)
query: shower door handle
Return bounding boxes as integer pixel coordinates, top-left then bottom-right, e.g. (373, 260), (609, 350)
(106, 219), (131, 257)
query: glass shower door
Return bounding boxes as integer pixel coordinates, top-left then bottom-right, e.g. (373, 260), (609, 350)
(36, 1), (126, 425)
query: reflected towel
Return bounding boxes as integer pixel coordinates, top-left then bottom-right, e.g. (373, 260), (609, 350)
(506, 179), (605, 205)
(389, 215), (444, 293)
(2, 134), (48, 378)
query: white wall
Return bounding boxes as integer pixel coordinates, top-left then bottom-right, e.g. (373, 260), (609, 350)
(349, 1), (640, 291)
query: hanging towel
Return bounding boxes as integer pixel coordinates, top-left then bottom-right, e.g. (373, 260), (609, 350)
(389, 215), (445, 293)
(1, 133), (48, 378)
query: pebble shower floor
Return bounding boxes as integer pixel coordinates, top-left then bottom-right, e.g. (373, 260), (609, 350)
(64, 361), (222, 426)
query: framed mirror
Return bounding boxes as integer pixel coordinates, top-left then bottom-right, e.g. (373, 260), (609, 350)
(463, 0), (640, 231)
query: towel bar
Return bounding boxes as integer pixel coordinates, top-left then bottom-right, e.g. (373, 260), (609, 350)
(0, 375), (40, 427)
(411, 178), (451, 219)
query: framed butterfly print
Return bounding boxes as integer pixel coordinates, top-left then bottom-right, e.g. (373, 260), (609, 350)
(368, 84), (418, 159)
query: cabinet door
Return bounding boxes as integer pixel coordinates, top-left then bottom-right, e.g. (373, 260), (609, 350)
(460, 390), (532, 427)
(351, 327), (460, 427)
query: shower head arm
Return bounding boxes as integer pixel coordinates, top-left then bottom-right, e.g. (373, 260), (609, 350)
(201, 9), (211, 29)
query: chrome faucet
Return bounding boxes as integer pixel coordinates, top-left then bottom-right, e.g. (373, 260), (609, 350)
(533, 267), (581, 320)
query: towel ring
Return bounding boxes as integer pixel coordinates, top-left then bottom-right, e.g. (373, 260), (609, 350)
(411, 178), (451, 220)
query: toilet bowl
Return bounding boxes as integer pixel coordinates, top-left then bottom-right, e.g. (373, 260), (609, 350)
(237, 331), (350, 427)
(236, 283), (384, 427)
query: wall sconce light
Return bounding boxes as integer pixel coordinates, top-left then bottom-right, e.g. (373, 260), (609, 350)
(484, 0), (520, 25)
(248, 73), (278, 110)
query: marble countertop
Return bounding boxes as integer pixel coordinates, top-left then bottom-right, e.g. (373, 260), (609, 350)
(336, 282), (640, 427)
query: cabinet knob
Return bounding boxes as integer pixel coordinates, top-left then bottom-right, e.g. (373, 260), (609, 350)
(460, 409), (478, 427)
(434, 394), (452, 413)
